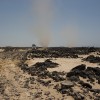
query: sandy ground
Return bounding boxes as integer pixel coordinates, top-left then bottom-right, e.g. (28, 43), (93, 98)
(0, 51), (100, 100)
(0, 49), (4, 52)
(0, 59), (73, 100)
(26, 57), (100, 72)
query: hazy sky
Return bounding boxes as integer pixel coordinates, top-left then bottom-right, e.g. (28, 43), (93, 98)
(0, 0), (100, 47)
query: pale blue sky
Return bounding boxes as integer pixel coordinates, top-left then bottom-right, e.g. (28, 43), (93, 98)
(0, 0), (100, 47)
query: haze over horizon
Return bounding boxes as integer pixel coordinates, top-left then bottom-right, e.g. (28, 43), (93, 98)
(0, 0), (100, 47)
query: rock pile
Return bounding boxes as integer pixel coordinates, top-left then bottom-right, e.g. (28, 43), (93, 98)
(18, 50), (100, 100)
(27, 48), (79, 58)
(19, 59), (59, 78)
(48, 71), (65, 82)
(67, 64), (86, 79)
(26, 47), (100, 58)
(37, 79), (51, 86)
(19, 59), (100, 100)
(55, 64), (100, 99)
(0, 79), (5, 95)
(67, 64), (100, 83)
(34, 59), (59, 68)
(83, 55), (100, 63)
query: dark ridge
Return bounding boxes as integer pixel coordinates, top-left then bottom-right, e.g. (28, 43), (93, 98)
(83, 55), (100, 63)
(26, 47), (100, 58)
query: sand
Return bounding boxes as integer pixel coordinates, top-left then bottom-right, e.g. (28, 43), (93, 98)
(0, 50), (100, 100)
(26, 57), (100, 72)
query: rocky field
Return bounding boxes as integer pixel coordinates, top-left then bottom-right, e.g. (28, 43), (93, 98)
(0, 47), (100, 100)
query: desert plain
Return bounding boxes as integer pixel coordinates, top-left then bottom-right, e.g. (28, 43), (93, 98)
(0, 47), (100, 100)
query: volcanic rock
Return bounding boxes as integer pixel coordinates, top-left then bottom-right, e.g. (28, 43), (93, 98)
(90, 89), (100, 94)
(49, 71), (65, 82)
(37, 79), (51, 86)
(79, 81), (92, 89)
(33, 92), (42, 98)
(71, 64), (86, 71)
(68, 76), (80, 82)
(34, 59), (59, 68)
(72, 92), (85, 100)
(0, 83), (5, 94)
(67, 64), (86, 78)
(83, 55), (100, 63)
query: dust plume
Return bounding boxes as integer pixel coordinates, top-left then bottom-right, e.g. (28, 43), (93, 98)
(32, 0), (79, 47)
(60, 22), (79, 47)
(32, 0), (54, 47)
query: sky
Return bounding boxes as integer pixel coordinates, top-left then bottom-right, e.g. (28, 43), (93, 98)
(0, 0), (100, 47)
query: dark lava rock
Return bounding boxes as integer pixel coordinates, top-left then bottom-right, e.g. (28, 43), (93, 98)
(67, 69), (85, 78)
(59, 87), (74, 95)
(85, 67), (100, 83)
(79, 81), (92, 89)
(88, 47), (96, 52)
(86, 67), (100, 76)
(83, 55), (100, 63)
(30, 77), (35, 84)
(19, 59), (60, 79)
(67, 70), (80, 77)
(26, 47), (93, 58)
(94, 97), (100, 100)
(27, 63), (48, 77)
(60, 89), (71, 94)
(37, 79), (51, 86)
(24, 78), (30, 88)
(18, 63), (29, 72)
(53, 65), (99, 99)
(90, 89), (100, 94)
(0, 83), (5, 94)
(71, 64), (86, 71)
(49, 71), (65, 82)
(67, 64), (100, 84)
(72, 92), (85, 100)
(69, 54), (78, 58)
(78, 71), (88, 78)
(68, 76), (80, 82)
(34, 59), (59, 68)
(67, 64), (86, 78)
(17, 47), (100, 59)
(33, 92), (42, 98)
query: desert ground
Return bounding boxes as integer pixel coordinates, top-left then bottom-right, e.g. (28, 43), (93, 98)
(0, 47), (100, 100)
